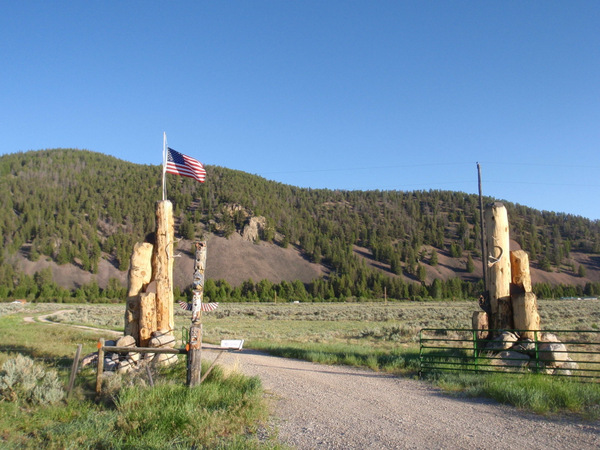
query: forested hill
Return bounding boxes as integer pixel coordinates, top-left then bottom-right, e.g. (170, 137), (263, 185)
(1, 149), (600, 300)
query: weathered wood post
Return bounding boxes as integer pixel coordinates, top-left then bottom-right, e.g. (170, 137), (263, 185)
(139, 291), (157, 347)
(510, 250), (541, 339)
(485, 202), (513, 333)
(95, 338), (105, 397)
(472, 311), (489, 341)
(67, 344), (82, 398)
(187, 241), (207, 387)
(153, 200), (175, 337)
(124, 242), (154, 343)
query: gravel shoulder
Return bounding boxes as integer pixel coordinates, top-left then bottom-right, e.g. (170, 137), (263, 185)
(209, 348), (600, 450)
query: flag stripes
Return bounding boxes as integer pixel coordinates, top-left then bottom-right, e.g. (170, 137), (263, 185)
(166, 147), (206, 183)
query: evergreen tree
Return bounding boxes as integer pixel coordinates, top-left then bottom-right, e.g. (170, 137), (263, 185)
(466, 254), (475, 273)
(417, 264), (427, 283)
(430, 250), (438, 266)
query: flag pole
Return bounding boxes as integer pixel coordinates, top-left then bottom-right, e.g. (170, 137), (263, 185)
(162, 132), (167, 201)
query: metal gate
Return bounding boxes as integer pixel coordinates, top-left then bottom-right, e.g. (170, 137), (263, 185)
(419, 328), (600, 380)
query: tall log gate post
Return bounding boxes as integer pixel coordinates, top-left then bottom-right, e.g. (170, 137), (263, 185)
(485, 202), (513, 333)
(187, 241), (207, 387)
(153, 200), (175, 338)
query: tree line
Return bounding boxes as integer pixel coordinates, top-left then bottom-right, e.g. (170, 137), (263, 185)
(1, 149), (599, 302)
(1, 264), (598, 303)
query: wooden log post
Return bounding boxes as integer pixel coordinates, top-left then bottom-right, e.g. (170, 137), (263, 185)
(510, 250), (532, 293)
(67, 344), (82, 398)
(187, 323), (202, 387)
(139, 292), (157, 347)
(191, 241), (207, 322)
(187, 241), (207, 387)
(124, 242), (153, 343)
(485, 202), (513, 333)
(472, 311), (489, 357)
(152, 200), (175, 336)
(510, 250), (541, 339)
(95, 338), (105, 397)
(472, 311), (489, 341)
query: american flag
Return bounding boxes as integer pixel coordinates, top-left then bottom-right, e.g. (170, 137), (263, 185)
(166, 148), (206, 183)
(179, 301), (219, 312)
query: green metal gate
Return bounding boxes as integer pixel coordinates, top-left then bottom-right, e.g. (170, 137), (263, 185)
(419, 328), (600, 380)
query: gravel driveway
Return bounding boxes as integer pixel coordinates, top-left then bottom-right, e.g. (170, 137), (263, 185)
(210, 348), (600, 449)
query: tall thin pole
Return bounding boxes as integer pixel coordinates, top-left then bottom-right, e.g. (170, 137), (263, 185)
(188, 241), (207, 387)
(162, 132), (167, 201)
(477, 162), (487, 291)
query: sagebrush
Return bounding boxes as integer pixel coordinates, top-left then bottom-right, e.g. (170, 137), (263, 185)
(0, 354), (64, 405)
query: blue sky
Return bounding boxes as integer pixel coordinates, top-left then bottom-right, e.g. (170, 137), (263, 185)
(2, 1), (599, 219)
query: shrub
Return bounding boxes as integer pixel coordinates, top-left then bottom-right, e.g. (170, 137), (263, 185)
(0, 354), (64, 405)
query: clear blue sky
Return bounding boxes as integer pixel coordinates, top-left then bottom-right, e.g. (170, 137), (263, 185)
(2, 1), (599, 219)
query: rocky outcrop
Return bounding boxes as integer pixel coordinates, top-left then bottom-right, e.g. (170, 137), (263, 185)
(242, 216), (267, 242)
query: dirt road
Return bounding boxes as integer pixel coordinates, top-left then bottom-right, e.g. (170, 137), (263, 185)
(210, 348), (600, 450)
(26, 309), (122, 336)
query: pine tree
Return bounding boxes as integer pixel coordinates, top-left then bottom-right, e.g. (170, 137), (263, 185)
(417, 264), (427, 283)
(430, 250), (438, 267)
(466, 254), (475, 273)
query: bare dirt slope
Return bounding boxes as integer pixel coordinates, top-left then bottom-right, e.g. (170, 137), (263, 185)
(13, 232), (600, 291)
(210, 348), (600, 450)
(353, 243), (600, 287)
(15, 232), (326, 290)
(174, 233), (326, 288)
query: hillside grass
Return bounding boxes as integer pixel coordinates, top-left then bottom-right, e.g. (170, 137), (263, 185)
(0, 305), (273, 448)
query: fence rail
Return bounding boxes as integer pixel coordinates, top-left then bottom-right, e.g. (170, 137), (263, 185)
(419, 328), (600, 381)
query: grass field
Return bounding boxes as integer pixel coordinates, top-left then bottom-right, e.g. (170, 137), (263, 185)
(1, 298), (600, 423)
(0, 303), (273, 448)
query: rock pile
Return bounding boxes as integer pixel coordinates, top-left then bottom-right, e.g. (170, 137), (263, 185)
(483, 331), (579, 375)
(81, 331), (178, 374)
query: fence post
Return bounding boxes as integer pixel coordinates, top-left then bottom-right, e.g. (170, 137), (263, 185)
(67, 344), (82, 398)
(418, 329), (423, 378)
(187, 323), (202, 386)
(533, 329), (540, 373)
(95, 338), (105, 397)
(472, 329), (479, 372)
(187, 241), (207, 387)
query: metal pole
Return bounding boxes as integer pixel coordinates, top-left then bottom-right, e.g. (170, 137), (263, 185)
(477, 163), (487, 291)
(162, 132), (167, 201)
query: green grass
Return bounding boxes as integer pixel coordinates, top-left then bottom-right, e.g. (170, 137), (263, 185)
(432, 371), (600, 418)
(250, 340), (420, 374)
(0, 309), (274, 449)
(1, 362), (272, 448)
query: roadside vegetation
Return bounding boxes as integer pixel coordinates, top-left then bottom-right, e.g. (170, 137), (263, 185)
(0, 305), (272, 448)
